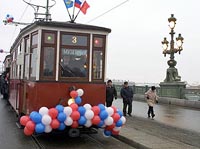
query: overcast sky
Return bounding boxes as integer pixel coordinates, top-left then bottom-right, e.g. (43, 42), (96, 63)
(0, 0), (200, 85)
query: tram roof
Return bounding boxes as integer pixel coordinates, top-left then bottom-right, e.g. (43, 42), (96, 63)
(10, 21), (111, 52)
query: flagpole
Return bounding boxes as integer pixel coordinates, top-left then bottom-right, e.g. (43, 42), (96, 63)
(66, 7), (73, 22)
(73, 0), (86, 22)
(72, 1), (76, 21)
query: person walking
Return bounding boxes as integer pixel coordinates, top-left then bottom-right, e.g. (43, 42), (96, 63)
(145, 86), (158, 119)
(106, 80), (117, 107)
(120, 81), (134, 116)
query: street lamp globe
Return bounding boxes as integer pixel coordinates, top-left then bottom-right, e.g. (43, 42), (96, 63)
(176, 33), (184, 48)
(168, 14), (177, 29)
(161, 37), (169, 51)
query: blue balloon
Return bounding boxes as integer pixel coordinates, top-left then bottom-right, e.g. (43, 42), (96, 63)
(57, 112), (66, 122)
(104, 130), (112, 136)
(78, 116), (87, 125)
(6, 14), (10, 18)
(75, 96), (82, 105)
(56, 105), (64, 113)
(30, 111), (42, 124)
(116, 119), (123, 127)
(58, 123), (66, 130)
(99, 110), (108, 120)
(78, 106), (86, 116)
(117, 110), (123, 117)
(35, 123), (45, 133)
(98, 104), (105, 111)
(97, 120), (104, 127)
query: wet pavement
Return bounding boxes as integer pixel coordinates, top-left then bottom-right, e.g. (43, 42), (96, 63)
(113, 99), (200, 133)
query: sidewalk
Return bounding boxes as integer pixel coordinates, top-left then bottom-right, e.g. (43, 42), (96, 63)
(116, 116), (200, 149)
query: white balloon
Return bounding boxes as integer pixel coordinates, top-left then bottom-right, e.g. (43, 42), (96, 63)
(84, 110), (94, 120)
(104, 116), (114, 126)
(64, 107), (72, 116)
(83, 104), (92, 110)
(39, 107), (49, 116)
(41, 114), (52, 125)
(84, 120), (92, 127)
(106, 107), (114, 116)
(77, 89), (84, 96)
(120, 116), (126, 124)
(113, 126), (122, 131)
(64, 117), (73, 126)
(45, 125), (52, 133)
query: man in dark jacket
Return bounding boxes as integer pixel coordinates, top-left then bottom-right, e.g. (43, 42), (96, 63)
(120, 81), (134, 116)
(106, 80), (117, 107)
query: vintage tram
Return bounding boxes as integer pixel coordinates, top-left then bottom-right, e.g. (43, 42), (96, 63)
(8, 21), (111, 116)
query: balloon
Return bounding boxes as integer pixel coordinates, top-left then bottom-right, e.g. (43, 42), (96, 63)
(91, 115), (101, 125)
(105, 123), (116, 131)
(70, 90), (78, 98)
(112, 130), (120, 135)
(56, 105), (64, 113)
(103, 130), (112, 137)
(20, 116), (30, 126)
(99, 110), (108, 120)
(58, 123), (66, 130)
(68, 98), (75, 105)
(112, 113), (121, 123)
(104, 117), (114, 126)
(64, 106), (72, 116)
(78, 116), (87, 125)
(91, 106), (100, 115)
(78, 106), (86, 116)
(84, 110), (94, 120)
(71, 121), (79, 128)
(57, 112), (67, 122)
(84, 120), (92, 127)
(113, 126), (121, 132)
(30, 111), (38, 121)
(45, 125), (52, 133)
(24, 127), (34, 136)
(83, 103), (92, 110)
(70, 103), (78, 111)
(120, 116), (126, 124)
(48, 108), (58, 119)
(71, 111), (80, 121)
(30, 112), (42, 124)
(50, 119), (60, 129)
(39, 107), (49, 116)
(26, 120), (35, 131)
(98, 104), (105, 111)
(117, 110), (123, 117)
(97, 120), (104, 127)
(35, 123), (45, 133)
(116, 119), (123, 127)
(106, 107), (114, 116)
(111, 106), (117, 113)
(76, 89), (84, 96)
(41, 114), (52, 125)
(75, 96), (82, 105)
(64, 117), (73, 126)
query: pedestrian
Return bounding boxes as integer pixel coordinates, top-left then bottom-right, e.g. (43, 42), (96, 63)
(120, 81), (134, 116)
(145, 86), (158, 119)
(106, 80), (117, 107)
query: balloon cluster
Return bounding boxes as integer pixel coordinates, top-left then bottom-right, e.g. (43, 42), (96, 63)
(20, 88), (126, 137)
(5, 14), (14, 23)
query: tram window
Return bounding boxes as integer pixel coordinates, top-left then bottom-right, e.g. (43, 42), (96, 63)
(30, 48), (37, 79)
(60, 49), (87, 77)
(61, 35), (87, 46)
(32, 33), (38, 46)
(94, 37), (103, 47)
(44, 33), (55, 44)
(43, 47), (55, 76)
(93, 51), (103, 80)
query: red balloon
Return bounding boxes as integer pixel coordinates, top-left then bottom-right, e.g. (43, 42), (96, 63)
(71, 111), (80, 121)
(105, 123), (116, 131)
(91, 106), (100, 115)
(70, 91), (78, 98)
(20, 116), (30, 126)
(71, 121), (79, 128)
(92, 115), (101, 125)
(24, 127), (34, 136)
(112, 113), (120, 123)
(50, 119), (60, 129)
(112, 130), (120, 135)
(70, 103), (78, 111)
(111, 106), (117, 113)
(48, 108), (58, 119)
(26, 120), (35, 131)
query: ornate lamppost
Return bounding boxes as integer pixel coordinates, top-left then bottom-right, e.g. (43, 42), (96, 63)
(161, 14), (184, 82)
(160, 14), (186, 99)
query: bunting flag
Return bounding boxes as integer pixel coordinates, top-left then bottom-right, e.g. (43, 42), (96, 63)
(75, 0), (84, 8)
(64, 0), (74, 9)
(80, 1), (90, 14)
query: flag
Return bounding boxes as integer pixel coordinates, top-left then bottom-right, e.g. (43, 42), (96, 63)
(80, 1), (90, 14)
(64, 0), (73, 9)
(75, 0), (83, 8)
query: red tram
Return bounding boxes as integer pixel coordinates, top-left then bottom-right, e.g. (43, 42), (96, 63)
(8, 21), (111, 116)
